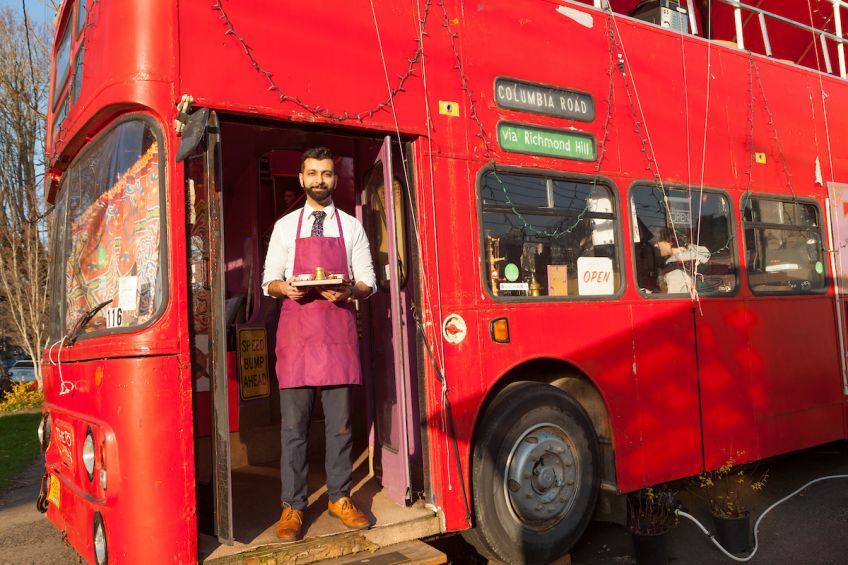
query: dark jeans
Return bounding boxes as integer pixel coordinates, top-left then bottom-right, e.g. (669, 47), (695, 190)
(280, 386), (352, 511)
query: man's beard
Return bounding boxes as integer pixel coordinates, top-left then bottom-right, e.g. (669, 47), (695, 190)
(305, 183), (333, 204)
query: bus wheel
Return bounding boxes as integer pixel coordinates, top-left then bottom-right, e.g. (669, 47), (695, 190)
(463, 382), (600, 564)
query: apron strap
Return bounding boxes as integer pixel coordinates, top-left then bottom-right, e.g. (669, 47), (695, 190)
(334, 208), (344, 239)
(295, 207), (305, 238)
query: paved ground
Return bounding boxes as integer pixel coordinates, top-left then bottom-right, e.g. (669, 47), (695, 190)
(430, 441), (848, 564)
(571, 441), (848, 565)
(2, 443), (847, 564)
(0, 456), (79, 565)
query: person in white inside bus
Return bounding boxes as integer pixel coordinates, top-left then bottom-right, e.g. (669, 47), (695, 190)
(262, 147), (376, 542)
(655, 227), (710, 294)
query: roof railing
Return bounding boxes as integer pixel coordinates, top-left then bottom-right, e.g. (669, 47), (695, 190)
(586, 0), (848, 79)
(719, 0), (848, 79)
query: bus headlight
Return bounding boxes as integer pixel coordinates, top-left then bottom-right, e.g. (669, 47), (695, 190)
(82, 428), (95, 481)
(37, 412), (51, 451)
(93, 512), (107, 565)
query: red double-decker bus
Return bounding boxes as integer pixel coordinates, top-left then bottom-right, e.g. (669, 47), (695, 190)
(39, 1), (848, 563)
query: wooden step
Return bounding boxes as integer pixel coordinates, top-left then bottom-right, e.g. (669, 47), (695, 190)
(203, 511), (441, 565)
(201, 464), (442, 565)
(312, 540), (446, 565)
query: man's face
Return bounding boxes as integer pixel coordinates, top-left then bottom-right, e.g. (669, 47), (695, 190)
(299, 158), (337, 205)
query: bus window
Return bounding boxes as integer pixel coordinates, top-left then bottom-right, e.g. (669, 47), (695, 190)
(50, 119), (164, 340)
(52, 25), (72, 109)
(71, 49), (84, 104)
(52, 95), (70, 146)
(481, 170), (620, 298)
(631, 185), (737, 295)
(76, 0), (88, 37)
(743, 197), (826, 293)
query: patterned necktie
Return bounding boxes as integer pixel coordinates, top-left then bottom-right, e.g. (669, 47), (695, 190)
(310, 210), (326, 237)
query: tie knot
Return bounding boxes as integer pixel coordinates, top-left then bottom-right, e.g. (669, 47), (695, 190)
(312, 211), (326, 220)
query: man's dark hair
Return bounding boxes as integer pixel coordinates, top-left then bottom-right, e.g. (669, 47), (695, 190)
(300, 147), (335, 171)
(657, 226), (688, 246)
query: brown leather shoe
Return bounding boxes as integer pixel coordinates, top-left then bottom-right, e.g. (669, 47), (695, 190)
(327, 496), (370, 529)
(275, 505), (304, 542)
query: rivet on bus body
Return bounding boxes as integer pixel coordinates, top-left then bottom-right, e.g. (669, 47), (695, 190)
(567, 480), (575, 486)
(94, 367), (103, 387)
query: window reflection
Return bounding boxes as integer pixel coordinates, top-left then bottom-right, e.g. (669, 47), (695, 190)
(53, 26), (72, 108)
(481, 171), (619, 298)
(76, 0), (87, 37)
(71, 49), (84, 104)
(743, 198), (825, 293)
(363, 163), (407, 291)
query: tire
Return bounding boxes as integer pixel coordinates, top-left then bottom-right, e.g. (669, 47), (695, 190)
(463, 382), (600, 564)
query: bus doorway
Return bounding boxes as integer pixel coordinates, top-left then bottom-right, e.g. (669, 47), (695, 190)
(183, 116), (434, 561)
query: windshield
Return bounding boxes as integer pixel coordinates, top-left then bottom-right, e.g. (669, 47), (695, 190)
(49, 119), (165, 341)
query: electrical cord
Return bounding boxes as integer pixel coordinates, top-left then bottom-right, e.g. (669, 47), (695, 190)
(676, 474), (848, 562)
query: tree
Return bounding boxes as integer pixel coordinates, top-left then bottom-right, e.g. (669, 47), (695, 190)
(0, 6), (51, 386)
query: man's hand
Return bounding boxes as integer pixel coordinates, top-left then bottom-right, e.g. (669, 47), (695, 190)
(318, 283), (353, 303)
(269, 279), (306, 301)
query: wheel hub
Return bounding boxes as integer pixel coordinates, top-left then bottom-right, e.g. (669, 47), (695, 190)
(505, 425), (579, 527)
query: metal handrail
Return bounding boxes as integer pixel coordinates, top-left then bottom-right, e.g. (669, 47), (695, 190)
(584, 0), (848, 79)
(719, 0), (848, 78)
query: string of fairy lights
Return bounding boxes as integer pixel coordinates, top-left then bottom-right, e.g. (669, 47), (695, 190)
(214, 1), (794, 292)
(747, 54), (798, 202)
(212, 0), (431, 123)
(55, 2), (825, 289)
(435, 0), (600, 240)
(741, 53), (821, 265)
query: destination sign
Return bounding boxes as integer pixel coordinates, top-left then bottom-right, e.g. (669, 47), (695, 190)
(495, 78), (595, 121)
(498, 122), (596, 161)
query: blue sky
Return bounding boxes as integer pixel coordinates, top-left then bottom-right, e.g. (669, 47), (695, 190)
(0, 0), (54, 23)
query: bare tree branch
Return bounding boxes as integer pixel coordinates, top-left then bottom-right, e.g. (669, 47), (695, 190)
(0, 7), (51, 387)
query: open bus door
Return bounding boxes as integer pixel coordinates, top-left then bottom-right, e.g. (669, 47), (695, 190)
(362, 137), (413, 504)
(826, 182), (848, 400)
(180, 109), (234, 544)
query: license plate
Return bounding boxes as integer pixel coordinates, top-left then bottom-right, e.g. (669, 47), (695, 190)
(47, 474), (61, 508)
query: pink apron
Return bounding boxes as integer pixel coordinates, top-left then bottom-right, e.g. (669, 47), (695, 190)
(275, 209), (362, 388)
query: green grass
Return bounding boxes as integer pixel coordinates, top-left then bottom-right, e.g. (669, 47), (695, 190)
(0, 412), (41, 490)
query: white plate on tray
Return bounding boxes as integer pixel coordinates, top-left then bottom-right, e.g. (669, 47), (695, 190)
(289, 278), (347, 287)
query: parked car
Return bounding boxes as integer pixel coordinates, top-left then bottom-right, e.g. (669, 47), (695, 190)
(8, 359), (37, 385)
(1, 352), (29, 370)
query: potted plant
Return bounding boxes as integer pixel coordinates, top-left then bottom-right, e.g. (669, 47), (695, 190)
(697, 451), (768, 554)
(627, 486), (678, 565)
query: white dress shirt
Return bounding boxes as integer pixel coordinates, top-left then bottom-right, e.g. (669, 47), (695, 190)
(262, 202), (376, 295)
